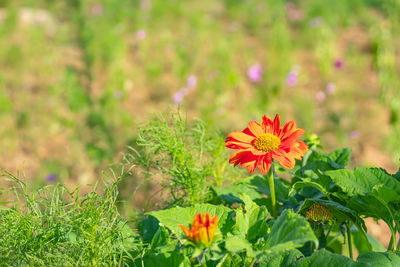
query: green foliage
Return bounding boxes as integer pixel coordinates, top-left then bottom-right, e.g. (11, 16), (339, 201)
(127, 111), (238, 205)
(0, 169), (139, 266)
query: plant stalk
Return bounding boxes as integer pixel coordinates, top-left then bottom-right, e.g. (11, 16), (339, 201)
(347, 224), (353, 259)
(267, 164), (276, 219)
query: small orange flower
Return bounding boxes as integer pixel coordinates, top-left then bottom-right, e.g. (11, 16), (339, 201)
(179, 213), (219, 246)
(225, 114), (308, 174)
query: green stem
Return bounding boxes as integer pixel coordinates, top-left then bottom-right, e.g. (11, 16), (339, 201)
(391, 229), (396, 251)
(267, 164), (276, 219)
(347, 224), (353, 260)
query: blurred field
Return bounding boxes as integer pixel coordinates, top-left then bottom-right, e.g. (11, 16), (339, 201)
(0, 0), (399, 190)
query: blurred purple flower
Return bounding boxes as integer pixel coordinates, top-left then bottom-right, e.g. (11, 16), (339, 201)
(248, 64), (263, 83)
(90, 4), (103, 16)
(173, 90), (185, 105)
(315, 91), (326, 102)
(114, 90), (123, 99)
(186, 75), (197, 89)
(140, 0), (152, 10)
(136, 29), (146, 41)
(325, 83), (335, 95)
(349, 130), (360, 139)
(286, 2), (304, 21)
(309, 17), (323, 28)
(46, 173), (57, 183)
(286, 66), (299, 86)
(334, 59), (344, 69)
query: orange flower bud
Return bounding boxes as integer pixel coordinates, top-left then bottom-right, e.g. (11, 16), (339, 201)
(179, 213), (219, 246)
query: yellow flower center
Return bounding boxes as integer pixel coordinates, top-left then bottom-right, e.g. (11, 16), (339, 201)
(253, 133), (281, 152)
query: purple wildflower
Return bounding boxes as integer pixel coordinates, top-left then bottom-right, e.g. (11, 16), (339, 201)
(140, 0), (152, 10)
(173, 91), (185, 105)
(286, 66), (299, 86)
(46, 173), (57, 183)
(186, 75), (197, 89)
(286, 2), (304, 21)
(325, 83), (335, 95)
(114, 90), (123, 99)
(136, 29), (146, 41)
(90, 4), (103, 15)
(349, 130), (360, 139)
(248, 64), (263, 83)
(334, 59), (344, 69)
(315, 91), (326, 102)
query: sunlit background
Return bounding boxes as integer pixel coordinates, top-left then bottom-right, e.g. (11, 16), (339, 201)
(1, 0), (399, 212)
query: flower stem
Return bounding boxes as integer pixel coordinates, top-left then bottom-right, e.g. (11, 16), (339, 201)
(267, 164), (276, 219)
(346, 224), (353, 259)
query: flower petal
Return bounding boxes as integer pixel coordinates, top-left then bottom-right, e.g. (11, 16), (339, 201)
(273, 114), (281, 136)
(280, 129), (305, 148)
(248, 121), (264, 137)
(258, 153), (272, 174)
(272, 150), (295, 169)
(262, 115), (274, 133)
(280, 120), (296, 138)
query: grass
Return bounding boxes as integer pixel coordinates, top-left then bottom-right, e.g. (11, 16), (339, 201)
(0, 168), (139, 266)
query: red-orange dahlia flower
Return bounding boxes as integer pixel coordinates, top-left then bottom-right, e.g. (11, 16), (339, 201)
(179, 213), (219, 246)
(225, 114), (308, 174)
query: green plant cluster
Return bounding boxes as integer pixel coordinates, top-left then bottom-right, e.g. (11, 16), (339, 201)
(1, 114), (400, 266)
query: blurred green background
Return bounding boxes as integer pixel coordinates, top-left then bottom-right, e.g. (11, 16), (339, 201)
(0, 0), (399, 190)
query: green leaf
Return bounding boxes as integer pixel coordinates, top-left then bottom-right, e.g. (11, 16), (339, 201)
(352, 227), (372, 254)
(138, 215), (160, 243)
(326, 168), (400, 197)
(296, 249), (361, 267)
(258, 249), (303, 267)
(211, 183), (262, 205)
(291, 181), (329, 197)
(234, 194), (269, 241)
(263, 210), (318, 255)
(147, 204), (234, 238)
(366, 234), (386, 252)
(138, 252), (191, 267)
(225, 235), (256, 257)
(357, 252), (400, 267)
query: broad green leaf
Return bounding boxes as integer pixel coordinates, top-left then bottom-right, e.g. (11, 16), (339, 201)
(234, 194), (269, 241)
(291, 181), (329, 197)
(138, 252), (191, 267)
(258, 249), (303, 267)
(326, 168), (400, 197)
(138, 215), (160, 243)
(357, 252), (400, 267)
(211, 183), (262, 205)
(263, 210), (318, 255)
(147, 204), (234, 237)
(352, 227), (372, 254)
(225, 235), (256, 257)
(296, 249), (361, 267)
(365, 234), (386, 252)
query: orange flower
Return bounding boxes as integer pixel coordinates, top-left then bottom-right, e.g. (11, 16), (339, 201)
(225, 114), (308, 174)
(179, 213), (219, 246)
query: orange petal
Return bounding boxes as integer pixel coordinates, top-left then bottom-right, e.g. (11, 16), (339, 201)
(262, 115), (274, 133)
(272, 150), (295, 169)
(258, 154), (272, 174)
(227, 131), (255, 143)
(281, 129), (305, 147)
(273, 114), (281, 136)
(280, 120), (296, 138)
(248, 121), (264, 137)
(229, 150), (256, 166)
